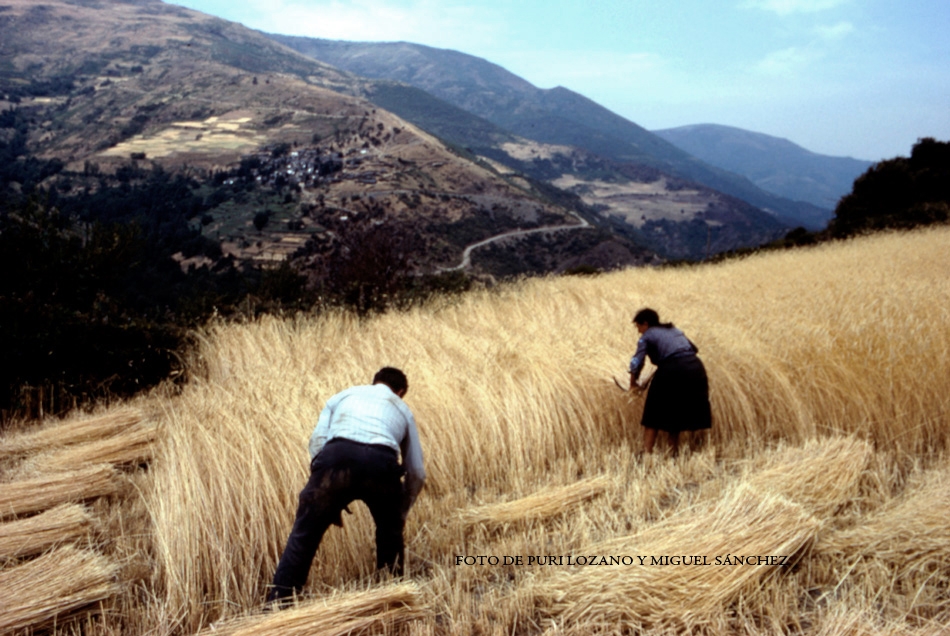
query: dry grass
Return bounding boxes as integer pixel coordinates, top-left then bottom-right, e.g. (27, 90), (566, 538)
(457, 475), (610, 528)
(0, 408), (144, 460)
(23, 423), (158, 474)
(742, 436), (872, 517)
(508, 436), (873, 633)
(0, 503), (93, 560)
(144, 226), (950, 634)
(0, 464), (121, 518)
(4, 226), (950, 635)
(516, 485), (821, 632)
(808, 610), (950, 636)
(812, 466), (950, 625)
(196, 582), (424, 636)
(0, 545), (119, 633)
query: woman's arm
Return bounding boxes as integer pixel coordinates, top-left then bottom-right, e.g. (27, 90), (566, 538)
(628, 335), (649, 387)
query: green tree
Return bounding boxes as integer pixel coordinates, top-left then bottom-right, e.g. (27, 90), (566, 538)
(253, 210), (270, 231)
(0, 198), (182, 422)
(830, 138), (950, 236)
(317, 221), (424, 315)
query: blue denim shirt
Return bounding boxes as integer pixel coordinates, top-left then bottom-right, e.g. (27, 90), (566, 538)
(629, 326), (698, 377)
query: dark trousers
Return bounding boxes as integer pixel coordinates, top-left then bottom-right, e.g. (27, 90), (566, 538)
(269, 438), (406, 602)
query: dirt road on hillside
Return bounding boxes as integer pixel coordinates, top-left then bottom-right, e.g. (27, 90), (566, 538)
(440, 212), (591, 271)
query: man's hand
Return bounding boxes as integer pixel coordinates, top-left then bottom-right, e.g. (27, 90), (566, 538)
(331, 505), (353, 528)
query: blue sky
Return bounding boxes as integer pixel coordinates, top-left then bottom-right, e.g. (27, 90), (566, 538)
(171, 0), (949, 161)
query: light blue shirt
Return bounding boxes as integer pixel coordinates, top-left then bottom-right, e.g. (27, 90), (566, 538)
(309, 383), (426, 509)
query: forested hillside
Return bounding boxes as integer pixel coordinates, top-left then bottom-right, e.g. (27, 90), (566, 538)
(830, 137), (949, 236)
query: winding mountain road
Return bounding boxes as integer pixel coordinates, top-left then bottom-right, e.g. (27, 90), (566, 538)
(440, 211), (592, 272)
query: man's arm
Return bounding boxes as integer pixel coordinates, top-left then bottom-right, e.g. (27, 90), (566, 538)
(308, 394), (340, 460)
(399, 414), (426, 520)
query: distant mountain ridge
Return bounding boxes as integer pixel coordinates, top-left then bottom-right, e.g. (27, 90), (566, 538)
(653, 124), (874, 211)
(2, 0), (802, 268)
(3, 0), (661, 278)
(264, 38), (696, 165)
(268, 35), (830, 230)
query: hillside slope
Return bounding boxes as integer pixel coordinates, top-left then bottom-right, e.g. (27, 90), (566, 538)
(0, 0), (654, 274)
(654, 123), (873, 212)
(269, 35), (827, 230)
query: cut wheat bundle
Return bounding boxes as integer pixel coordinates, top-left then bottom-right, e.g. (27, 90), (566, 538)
(0, 545), (119, 633)
(0, 464), (121, 519)
(27, 423), (158, 473)
(196, 582), (424, 636)
(458, 475), (611, 528)
(515, 485), (821, 632)
(744, 436), (872, 517)
(0, 408), (144, 460)
(817, 467), (950, 585)
(0, 503), (93, 559)
(808, 607), (950, 636)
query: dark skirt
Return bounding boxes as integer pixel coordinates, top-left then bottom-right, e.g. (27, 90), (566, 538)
(641, 354), (712, 433)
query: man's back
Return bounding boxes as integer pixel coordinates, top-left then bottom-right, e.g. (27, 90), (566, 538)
(309, 384), (414, 458)
(309, 382), (425, 511)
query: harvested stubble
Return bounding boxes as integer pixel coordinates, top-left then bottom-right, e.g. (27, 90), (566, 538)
(27, 423), (158, 473)
(818, 467), (950, 573)
(0, 503), (93, 559)
(814, 466), (950, 621)
(457, 475), (610, 528)
(514, 485), (821, 632)
(0, 464), (120, 518)
(195, 583), (424, 636)
(0, 408), (143, 459)
(0, 545), (119, 633)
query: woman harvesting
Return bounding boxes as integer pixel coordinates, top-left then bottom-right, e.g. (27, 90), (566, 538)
(629, 308), (712, 455)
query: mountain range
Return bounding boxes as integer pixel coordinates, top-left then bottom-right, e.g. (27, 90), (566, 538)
(653, 124), (874, 210)
(2, 0), (649, 277)
(268, 36), (841, 231)
(1, 0), (871, 277)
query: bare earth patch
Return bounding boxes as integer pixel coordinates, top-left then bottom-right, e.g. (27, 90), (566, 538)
(552, 174), (711, 226)
(500, 139), (575, 161)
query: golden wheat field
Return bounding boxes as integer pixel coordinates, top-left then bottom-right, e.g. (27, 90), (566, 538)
(2, 227), (950, 635)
